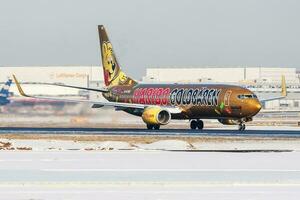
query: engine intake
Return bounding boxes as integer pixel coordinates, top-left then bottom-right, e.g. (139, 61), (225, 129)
(142, 107), (171, 125)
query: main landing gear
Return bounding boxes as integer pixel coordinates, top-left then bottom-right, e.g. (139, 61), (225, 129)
(190, 119), (204, 130)
(147, 124), (160, 130)
(238, 123), (246, 131)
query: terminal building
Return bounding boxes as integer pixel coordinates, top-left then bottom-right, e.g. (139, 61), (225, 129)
(142, 67), (299, 84)
(0, 66), (103, 99)
(1, 66), (300, 110)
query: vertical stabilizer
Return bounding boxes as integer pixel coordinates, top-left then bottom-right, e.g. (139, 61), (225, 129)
(98, 25), (137, 87)
(0, 78), (12, 98)
(281, 75), (287, 97)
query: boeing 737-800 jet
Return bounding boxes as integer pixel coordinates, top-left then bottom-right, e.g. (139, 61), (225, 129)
(13, 25), (287, 131)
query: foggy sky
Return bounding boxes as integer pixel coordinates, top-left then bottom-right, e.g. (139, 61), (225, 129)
(0, 0), (300, 79)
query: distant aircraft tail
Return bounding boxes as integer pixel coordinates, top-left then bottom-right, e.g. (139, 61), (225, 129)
(98, 25), (137, 87)
(281, 75), (287, 97)
(0, 78), (12, 99)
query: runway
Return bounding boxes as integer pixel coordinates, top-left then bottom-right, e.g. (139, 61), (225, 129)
(1, 151), (300, 200)
(0, 126), (299, 137)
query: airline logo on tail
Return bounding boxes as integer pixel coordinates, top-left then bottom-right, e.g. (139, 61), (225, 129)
(102, 41), (128, 86)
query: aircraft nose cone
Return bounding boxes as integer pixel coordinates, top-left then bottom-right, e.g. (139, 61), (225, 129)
(257, 102), (262, 110)
(253, 101), (262, 113)
(246, 100), (262, 116)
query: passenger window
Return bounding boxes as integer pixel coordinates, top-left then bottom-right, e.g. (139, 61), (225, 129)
(238, 94), (257, 99)
(237, 95), (244, 99)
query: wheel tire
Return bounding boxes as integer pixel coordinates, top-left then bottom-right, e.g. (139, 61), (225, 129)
(153, 125), (160, 130)
(242, 124), (246, 131)
(147, 124), (154, 130)
(238, 124), (245, 131)
(190, 120), (197, 129)
(197, 120), (204, 130)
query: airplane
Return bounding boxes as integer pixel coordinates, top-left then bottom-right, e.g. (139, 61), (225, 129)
(13, 25), (287, 131)
(0, 78), (12, 106)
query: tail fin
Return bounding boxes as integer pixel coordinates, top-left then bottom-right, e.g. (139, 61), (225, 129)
(0, 78), (12, 98)
(98, 25), (137, 87)
(281, 75), (287, 97)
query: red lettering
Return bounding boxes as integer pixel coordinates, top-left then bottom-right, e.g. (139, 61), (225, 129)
(162, 88), (171, 105)
(139, 88), (147, 104)
(133, 87), (170, 105)
(146, 88), (154, 104)
(155, 88), (163, 105)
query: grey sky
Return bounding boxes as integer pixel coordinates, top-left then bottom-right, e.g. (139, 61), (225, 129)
(0, 0), (299, 79)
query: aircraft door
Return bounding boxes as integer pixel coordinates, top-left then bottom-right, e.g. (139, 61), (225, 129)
(224, 90), (232, 106)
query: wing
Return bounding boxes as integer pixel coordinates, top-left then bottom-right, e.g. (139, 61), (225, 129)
(40, 83), (109, 93)
(259, 75), (287, 103)
(260, 109), (300, 113)
(12, 75), (182, 113)
(260, 96), (286, 103)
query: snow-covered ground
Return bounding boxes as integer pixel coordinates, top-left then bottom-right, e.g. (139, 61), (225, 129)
(1, 136), (300, 151)
(1, 151), (300, 200)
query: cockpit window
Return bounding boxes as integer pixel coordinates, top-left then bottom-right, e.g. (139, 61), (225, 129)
(237, 94), (258, 99)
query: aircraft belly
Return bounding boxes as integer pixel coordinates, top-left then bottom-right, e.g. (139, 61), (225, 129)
(188, 105), (220, 118)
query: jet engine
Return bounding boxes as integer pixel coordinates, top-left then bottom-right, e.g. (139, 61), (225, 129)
(142, 107), (171, 125)
(218, 119), (241, 125)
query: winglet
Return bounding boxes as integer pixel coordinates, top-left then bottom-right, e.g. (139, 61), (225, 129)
(259, 75), (287, 103)
(12, 75), (29, 97)
(281, 75), (287, 97)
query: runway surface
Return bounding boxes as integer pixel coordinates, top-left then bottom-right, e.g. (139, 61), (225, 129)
(1, 151), (300, 200)
(0, 127), (299, 137)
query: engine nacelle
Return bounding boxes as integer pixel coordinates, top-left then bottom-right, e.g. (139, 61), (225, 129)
(218, 119), (241, 125)
(142, 107), (171, 125)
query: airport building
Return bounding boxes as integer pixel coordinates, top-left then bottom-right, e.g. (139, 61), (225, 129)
(142, 67), (299, 84)
(1, 66), (300, 110)
(0, 66), (104, 98)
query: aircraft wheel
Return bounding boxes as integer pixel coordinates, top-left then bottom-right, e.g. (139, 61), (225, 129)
(238, 124), (246, 131)
(197, 120), (204, 130)
(153, 125), (160, 130)
(242, 124), (246, 131)
(147, 124), (154, 130)
(190, 120), (197, 129)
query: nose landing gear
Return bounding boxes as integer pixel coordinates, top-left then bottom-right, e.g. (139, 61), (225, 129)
(190, 119), (204, 130)
(238, 123), (246, 131)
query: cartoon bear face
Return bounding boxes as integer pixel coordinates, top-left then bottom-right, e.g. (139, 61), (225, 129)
(102, 42), (129, 86)
(102, 42), (120, 85)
